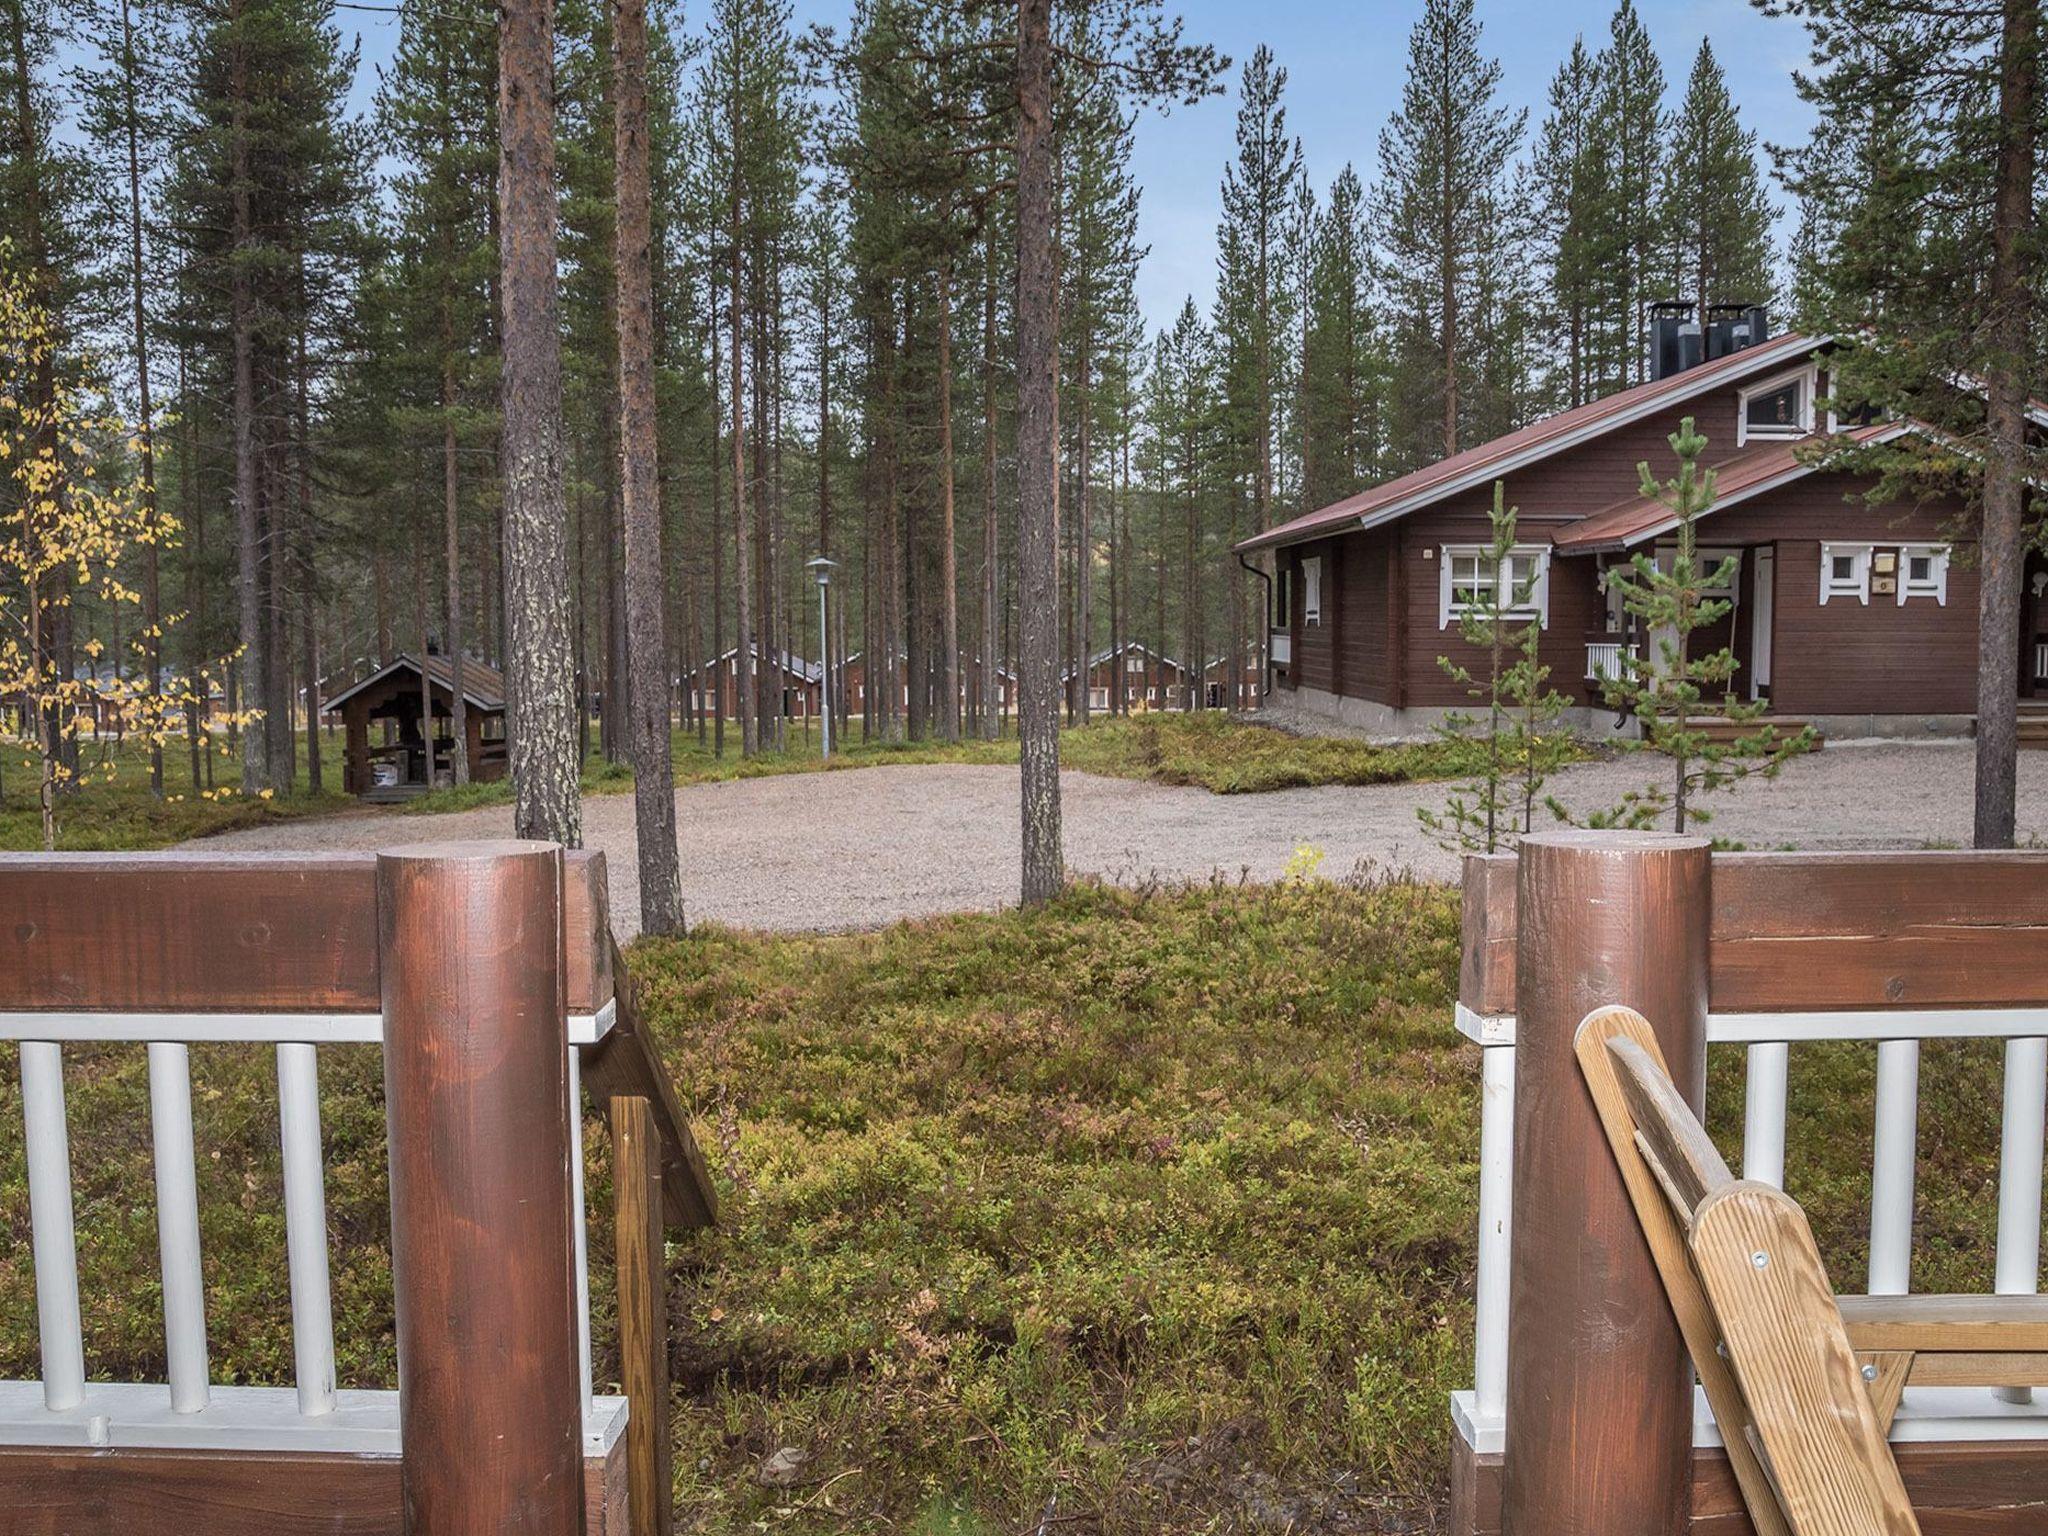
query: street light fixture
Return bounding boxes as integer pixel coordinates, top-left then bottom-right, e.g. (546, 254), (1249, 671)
(806, 556), (839, 759)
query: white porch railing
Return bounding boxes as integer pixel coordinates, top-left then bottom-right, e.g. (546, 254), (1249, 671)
(4, 1004), (626, 1457)
(2036, 638), (2047, 684)
(1452, 1001), (2048, 1454)
(1270, 629), (1292, 666)
(1584, 639), (1636, 683)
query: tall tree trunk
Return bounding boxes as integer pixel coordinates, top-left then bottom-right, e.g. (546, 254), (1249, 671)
(113, 0), (165, 795)
(441, 317), (469, 784)
(295, 304), (321, 793)
(498, 0), (581, 844)
(228, 2), (268, 795)
(937, 255), (961, 741)
(613, 0), (683, 932)
(1016, 0), (1062, 902)
(728, 87), (756, 758)
(1976, 0), (2038, 849)
(982, 215), (1001, 739)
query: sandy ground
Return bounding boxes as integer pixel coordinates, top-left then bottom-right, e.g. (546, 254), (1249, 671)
(187, 741), (2048, 935)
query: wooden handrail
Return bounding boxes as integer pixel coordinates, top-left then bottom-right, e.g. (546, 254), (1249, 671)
(581, 937), (719, 1231)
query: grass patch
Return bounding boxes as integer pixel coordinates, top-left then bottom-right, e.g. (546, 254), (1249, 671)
(0, 876), (2012, 1531)
(403, 713), (1471, 815)
(0, 739), (354, 851)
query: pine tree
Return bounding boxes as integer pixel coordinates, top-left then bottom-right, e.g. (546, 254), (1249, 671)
(1777, 0), (2041, 847)
(1575, 418), (1814, 832)
(1661, 39), (1773, 318)
(1299, 165), (1382, 507)
(1419, 483), (1574, 852)
(1375, 0), (1525, 466)
(1591, 0), (1665, 388)
(1532, 38), (1604, 407)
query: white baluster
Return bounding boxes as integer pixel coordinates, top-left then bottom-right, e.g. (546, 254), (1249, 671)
(1472, 1043), (1515, 1423)
(148, 1042), (210, 1412)
(277, 1042), (337, 1417)
(1867, 1039), (1921, 1295)
(1742, 1042), (1789, 1188)
(1994, 1036), (2048, 1405)
(567, 1043), (593, 1427)
(20, 1042), (85, 1411)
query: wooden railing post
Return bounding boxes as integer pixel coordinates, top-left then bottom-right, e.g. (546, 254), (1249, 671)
(613, 1095), (673, 1536)
(380, 841), (583, 1536)
(1503, 831), (1710, 1536)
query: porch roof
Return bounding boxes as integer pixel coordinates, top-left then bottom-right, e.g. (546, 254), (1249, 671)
(322, 653), (508, 715)
(1551, 419), (1910, 554)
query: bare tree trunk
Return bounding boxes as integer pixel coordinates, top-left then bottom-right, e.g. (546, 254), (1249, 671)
(1016, 0), (1062, 903)
(982, 216), (1001, 739)
(442, 327), (469, 784)
(613, 0), (683, 932)
(498, 0), (581, 844)
(114, 0), (165, 795)
(229, 1), (268, 795)
(728, 86), (757, 758)
(936, 253), (962, 741)
(1976, 0), (2038, 849)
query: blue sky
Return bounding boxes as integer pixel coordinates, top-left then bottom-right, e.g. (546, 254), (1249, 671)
(320, 0), (1815, 335)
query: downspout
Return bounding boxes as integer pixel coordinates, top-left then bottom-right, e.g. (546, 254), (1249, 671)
(1238, 551), (1275, 704)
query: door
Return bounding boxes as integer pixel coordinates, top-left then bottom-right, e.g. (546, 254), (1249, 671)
(1750, 547), (1775, 701)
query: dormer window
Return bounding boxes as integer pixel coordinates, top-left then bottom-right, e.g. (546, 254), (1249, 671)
(1737, 364), (1817, 445)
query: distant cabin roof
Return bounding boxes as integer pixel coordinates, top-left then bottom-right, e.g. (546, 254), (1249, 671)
(323, 653), (508, 714)
(1236, 331), (1824, 554)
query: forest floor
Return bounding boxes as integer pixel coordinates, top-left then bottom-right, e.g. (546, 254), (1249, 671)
(192, 739), (2048, 934)
(1, 874), (2021, 1534)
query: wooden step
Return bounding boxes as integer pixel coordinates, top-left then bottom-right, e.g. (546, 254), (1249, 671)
(1681, 715), (1823, 749)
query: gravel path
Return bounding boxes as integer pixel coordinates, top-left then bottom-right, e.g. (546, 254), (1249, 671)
(188, 742), (2048, 935)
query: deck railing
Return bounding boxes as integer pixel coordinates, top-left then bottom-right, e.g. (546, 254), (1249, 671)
(1450, 835), (2048, 1536)
(1583, 638), (1636, 683)
(3, 845), (714, 1534)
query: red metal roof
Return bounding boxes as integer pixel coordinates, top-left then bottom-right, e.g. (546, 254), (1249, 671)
(1551, 419), (1909, 553)
(1235, 332), (1824, 553)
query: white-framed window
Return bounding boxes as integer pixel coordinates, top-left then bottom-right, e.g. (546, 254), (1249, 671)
(1126, 653), (1145, 672)
(1653, 543), (1741, 597)
(1439, 544), (1550, 629)
(1302, 556), (1324, 626)
(1899, 544), (1950, 605)
(1089, 686), (1109, 710)
(1819, 541), (1873, 605)
(1737, 364), (1817, 444)
(1276, 566), (1293, 627)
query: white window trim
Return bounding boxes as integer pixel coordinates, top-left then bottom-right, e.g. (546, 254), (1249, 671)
(1819, 541), (1873, 606)
(1899, 543), (1950, 606)
(1302, 556), (1324, 627)
(1439, 544), (1551, 629)
(1737, 363), (1818, 445)
(1653, 543), (1742, 599)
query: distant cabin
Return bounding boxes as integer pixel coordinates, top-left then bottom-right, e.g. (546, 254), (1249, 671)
(1238, 310), (2048, 740)
(323, 654), (508, 799)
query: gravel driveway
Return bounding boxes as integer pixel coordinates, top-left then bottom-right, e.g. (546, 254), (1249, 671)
(189, 742), (2048, 935)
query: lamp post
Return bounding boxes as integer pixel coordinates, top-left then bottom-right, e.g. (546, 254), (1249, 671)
(806, 556), (838, 759)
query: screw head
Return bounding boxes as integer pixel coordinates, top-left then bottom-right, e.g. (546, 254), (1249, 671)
(1751, 1250), (1770, 1270)
(1862, 1363), (1879, 1382)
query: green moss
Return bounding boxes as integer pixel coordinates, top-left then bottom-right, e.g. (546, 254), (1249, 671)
(0, 875), (2010, 1533)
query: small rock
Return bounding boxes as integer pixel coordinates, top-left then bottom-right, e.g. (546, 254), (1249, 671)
(757, 1446), (809, 1488)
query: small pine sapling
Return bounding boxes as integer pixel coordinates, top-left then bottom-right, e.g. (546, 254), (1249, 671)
(1565, 417), (1813, 833)
(1419, 482), (1574, 852)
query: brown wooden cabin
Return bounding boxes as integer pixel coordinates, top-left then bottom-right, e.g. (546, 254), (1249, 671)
(1239, 314), (2048, 743)
(324, 653), (508, 799)
(845, 650), (1016, 718)
(681, 646), (823, 721)
(1064, 642), (1196, 712)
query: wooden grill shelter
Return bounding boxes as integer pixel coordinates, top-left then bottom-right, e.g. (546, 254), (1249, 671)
(324, 653), (508, 798)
